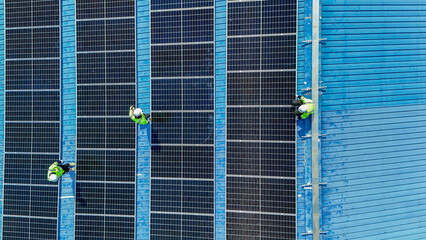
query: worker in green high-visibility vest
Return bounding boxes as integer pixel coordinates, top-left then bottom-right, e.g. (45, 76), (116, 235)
(291, 95), (315, 119)
(47, 160), (75, 182)
(129, 105), (151, 125)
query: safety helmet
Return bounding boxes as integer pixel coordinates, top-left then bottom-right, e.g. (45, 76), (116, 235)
(133, 108), (142, 117)
(49, 174), (58, 182)
(298, 105), (308, 113)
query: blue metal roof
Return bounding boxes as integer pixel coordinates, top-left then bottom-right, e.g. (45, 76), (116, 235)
(317, 0), (426, 239)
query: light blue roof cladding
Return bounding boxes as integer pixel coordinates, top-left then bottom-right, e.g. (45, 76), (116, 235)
(319, 1), (426, 239)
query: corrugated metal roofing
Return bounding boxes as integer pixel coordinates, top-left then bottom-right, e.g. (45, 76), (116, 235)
(319, 0), (426, 239)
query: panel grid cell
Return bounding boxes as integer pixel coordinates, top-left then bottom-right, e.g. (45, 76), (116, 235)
(3, 1), (61, 237)
(150, 1), (215, 238)
(226, 0), (297, 239)
(75, 1), (136, 238)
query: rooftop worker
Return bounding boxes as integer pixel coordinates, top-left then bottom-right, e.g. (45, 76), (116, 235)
(47, 160), (75, 182)
(129, 105), (151, 125)
(291, 95), (315, 119)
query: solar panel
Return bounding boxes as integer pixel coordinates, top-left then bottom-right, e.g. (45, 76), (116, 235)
(150, 1), (215, 238)
(226, 0), (297, 239)
(75, 1), (136, 238)
(3, 1), (60, 238)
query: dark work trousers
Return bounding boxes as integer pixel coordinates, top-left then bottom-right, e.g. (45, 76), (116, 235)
(291, 100), (303, 116)
(134, 114), (150, 120)
(59, 163), (70, 174)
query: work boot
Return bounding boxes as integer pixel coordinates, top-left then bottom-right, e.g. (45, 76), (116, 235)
(69, 168), (76, 172)
(69, 162), (76, 166)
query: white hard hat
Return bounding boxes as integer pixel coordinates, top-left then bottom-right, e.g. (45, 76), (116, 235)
(49, 174), (58, 182)
(298, 105), (308, 113)
(133, 108), (142, 117)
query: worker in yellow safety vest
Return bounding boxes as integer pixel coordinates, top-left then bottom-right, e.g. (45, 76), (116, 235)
(129, 105), (151, 125)
(291, 95), (315, 119)
(47, 160), (75, 182)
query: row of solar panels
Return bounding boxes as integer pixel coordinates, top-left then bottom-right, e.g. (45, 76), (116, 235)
(3, 0), (297, 239)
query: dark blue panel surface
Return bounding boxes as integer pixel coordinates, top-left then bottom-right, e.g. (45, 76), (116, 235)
(106, 118), (135, 149)
(151, 179), (182, 212)
(227, 72), (260, 106)
(105, 150), (136, 182)
(150, 213), (181, 240)
(5, 91), (32, 121)
(77, 53), (106, 84)
(104, 216), (135, 239)
(226, 212), (260, 240)
(75, 215), (105, 239)
(262, 0), (297, 34)
(106, 85), (136, 116)
(182, 9), (214, 42)
(3, 216), (30, 239)
(152, 78), (181, 111)
(76, 182), (105, 214)
(3, 185), (31, 216)
(227, 142), (260, 176)
(33, 91), (60, 121)
(261, 178), (295, 213)
(106, 18), (135, 51)
(151, 11), (181, 44)
(227, 107), (260, 141)
(5, 60), (32, 90)
(227, 176), (260, 212)
(227, 37), (260, 71)
(77, 118), (106, 148)
(151, 45), (182, 77)
(261, 71), (296, 105)
(151, 112), (182, 144)
(105, 183), (135, 215)
(106, 51), (136, 83)
(183, 43), (214, 76)
(228, 1), (261, 36)
(29, 218), (58, 240)
(32, 0), (60, 26)
(32, 123), (60, 153)
(182, 180), (214, 214)
(182, 146), (214, 179)
(183, 78), (214, 110)
(182, 112), (214, 144)
(77, 85), (105, 116)
(260, 107), (294, 141)
(4, 154), (31, 184)
(105, 0), (135, 18)
(182, 0), (213, 8)
(5, 0), (32, 28)
(5, 28), (32, 59)
(33, 59), (60, 89)
(76, 20), (105, 52)
(261, 142), (295, 177)
(5, 123), (32, 152)
(33, 27), (60, 58)
(151, 145), (182, 178)
(76, 150), (106, 181)
(262, 35), (296, 70)
(182, 215), (214, 239)
(30, 186), (59, 218)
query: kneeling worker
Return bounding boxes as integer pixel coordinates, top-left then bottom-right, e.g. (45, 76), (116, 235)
(129, 105), (151, 125)
(291, 95), (315, 119)
(48, 160), (75, 182)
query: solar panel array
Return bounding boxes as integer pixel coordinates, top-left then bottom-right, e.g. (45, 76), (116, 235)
(226, 0), (297, 239)
(3, 0), (61, 239)
(75, 1), (136, 239)
(150, 0), (215, 239)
